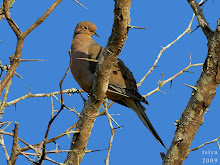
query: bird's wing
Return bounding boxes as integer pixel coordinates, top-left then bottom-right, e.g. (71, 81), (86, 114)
(108, 59), (149, 105)
(87, 43), (103, 73)
(87, 43), (148, 105)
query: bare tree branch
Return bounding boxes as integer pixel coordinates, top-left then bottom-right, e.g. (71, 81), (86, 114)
(59, 59), (71, 105)
(0, 63), (22, 78)
(0, 0), (15, 21)
(187, 0), (213, 39)
(144, 63), (203, 98)
(20, 122), (77, 152)
(16, 149), (36, 164)
(0, 80), (11, 118)
(20, 59), (45, 62)
(6, 88), (80, 106)
(2, 0), (21, 37)
(137, 14), (195, 87)
(37, 101), (66, 164)
(163, 7), (220, 163)
(73, 0), (87, 9)
(104, 98), (115, 165)
(127, 25), (147, 29)
(0, 0), (64, 96)
(8, 122), (19, 165)
(190, 136), (220, 151)
(0, 134), (10, 161)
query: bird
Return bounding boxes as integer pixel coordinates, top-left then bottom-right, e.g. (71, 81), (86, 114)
(70, 21), (166, 149)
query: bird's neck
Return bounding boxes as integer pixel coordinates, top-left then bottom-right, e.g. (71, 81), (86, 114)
(71, 34), (93, 52)
(73, 33), (92, 38)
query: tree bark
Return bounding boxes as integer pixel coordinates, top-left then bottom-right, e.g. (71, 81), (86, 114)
(64, 0), (131, 164)
(163, 1), (220, 164)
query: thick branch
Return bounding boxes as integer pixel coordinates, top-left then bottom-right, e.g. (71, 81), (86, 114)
(163, 21), (220, 165)
(187, 0), (213, 39)
(8, 122), (19, 165)
(64, 0), (131, 164)
(3, 0), (22, 37)
(0, 39), (24, 97)
(0, 80), (12, 118)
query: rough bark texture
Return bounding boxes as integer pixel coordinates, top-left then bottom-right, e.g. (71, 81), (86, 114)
(8, 122), (19, 165)
(0, 0), (23, 97)
(64, 0), (131, 164)
(162, 4), (220, 164)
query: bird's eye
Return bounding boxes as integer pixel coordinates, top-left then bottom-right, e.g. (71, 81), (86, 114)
(84, 26), (88, 30)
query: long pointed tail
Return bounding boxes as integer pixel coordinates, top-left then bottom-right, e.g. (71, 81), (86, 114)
(135, 102), (167, 149)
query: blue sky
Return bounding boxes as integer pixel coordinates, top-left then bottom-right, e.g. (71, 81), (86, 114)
(0, 0), (220, 164)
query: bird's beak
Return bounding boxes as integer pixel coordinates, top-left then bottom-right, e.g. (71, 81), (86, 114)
(94, 32), (99, 37)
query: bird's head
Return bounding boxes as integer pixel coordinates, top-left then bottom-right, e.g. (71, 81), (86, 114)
(74, 21), (99, 37)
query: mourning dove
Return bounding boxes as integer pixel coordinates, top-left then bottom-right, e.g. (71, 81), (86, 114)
(70, 21), (166, 148)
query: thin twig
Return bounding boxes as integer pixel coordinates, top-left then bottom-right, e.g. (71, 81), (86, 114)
(104, 98), (115, 165)
(20, 59), (45, 62)
(8, 122), (19, 165)
(38, 62), (74, 164)
(109, 115), (121, 128)
(0, 80), (12, 118)
(137, 13), (195, 87)
(6, 88), (80, 106)
(73, 0), (87, 9)
(184, 83), (198, 91)
(37, 103), (65, 164)
(16, 149), (36, 164)
(51, 96), (57, 118)
(144, 63), (203, 98)
(190, 136), (220, 151)
(63, 104), (80, 117)
(1, 121), (12, 131)
(0, 134), (10, 161)
(0, 130), (43, 154)
(127, 25), (147, 29)
(59, 60), (71, 105)
(44, 157), (61, 165)
(84, 148), (107, 153)
(20, 122), (77, 152)
(0, 64), (22, 78)
(76, 58), (98, 62)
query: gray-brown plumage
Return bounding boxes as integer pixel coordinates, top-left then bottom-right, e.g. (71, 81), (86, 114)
(70, 21), (166, 148)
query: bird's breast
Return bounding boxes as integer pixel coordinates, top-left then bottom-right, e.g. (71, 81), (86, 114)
(70, 50), (94, 93)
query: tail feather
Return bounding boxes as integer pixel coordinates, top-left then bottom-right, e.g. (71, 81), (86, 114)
(135, 102), (166, 149)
